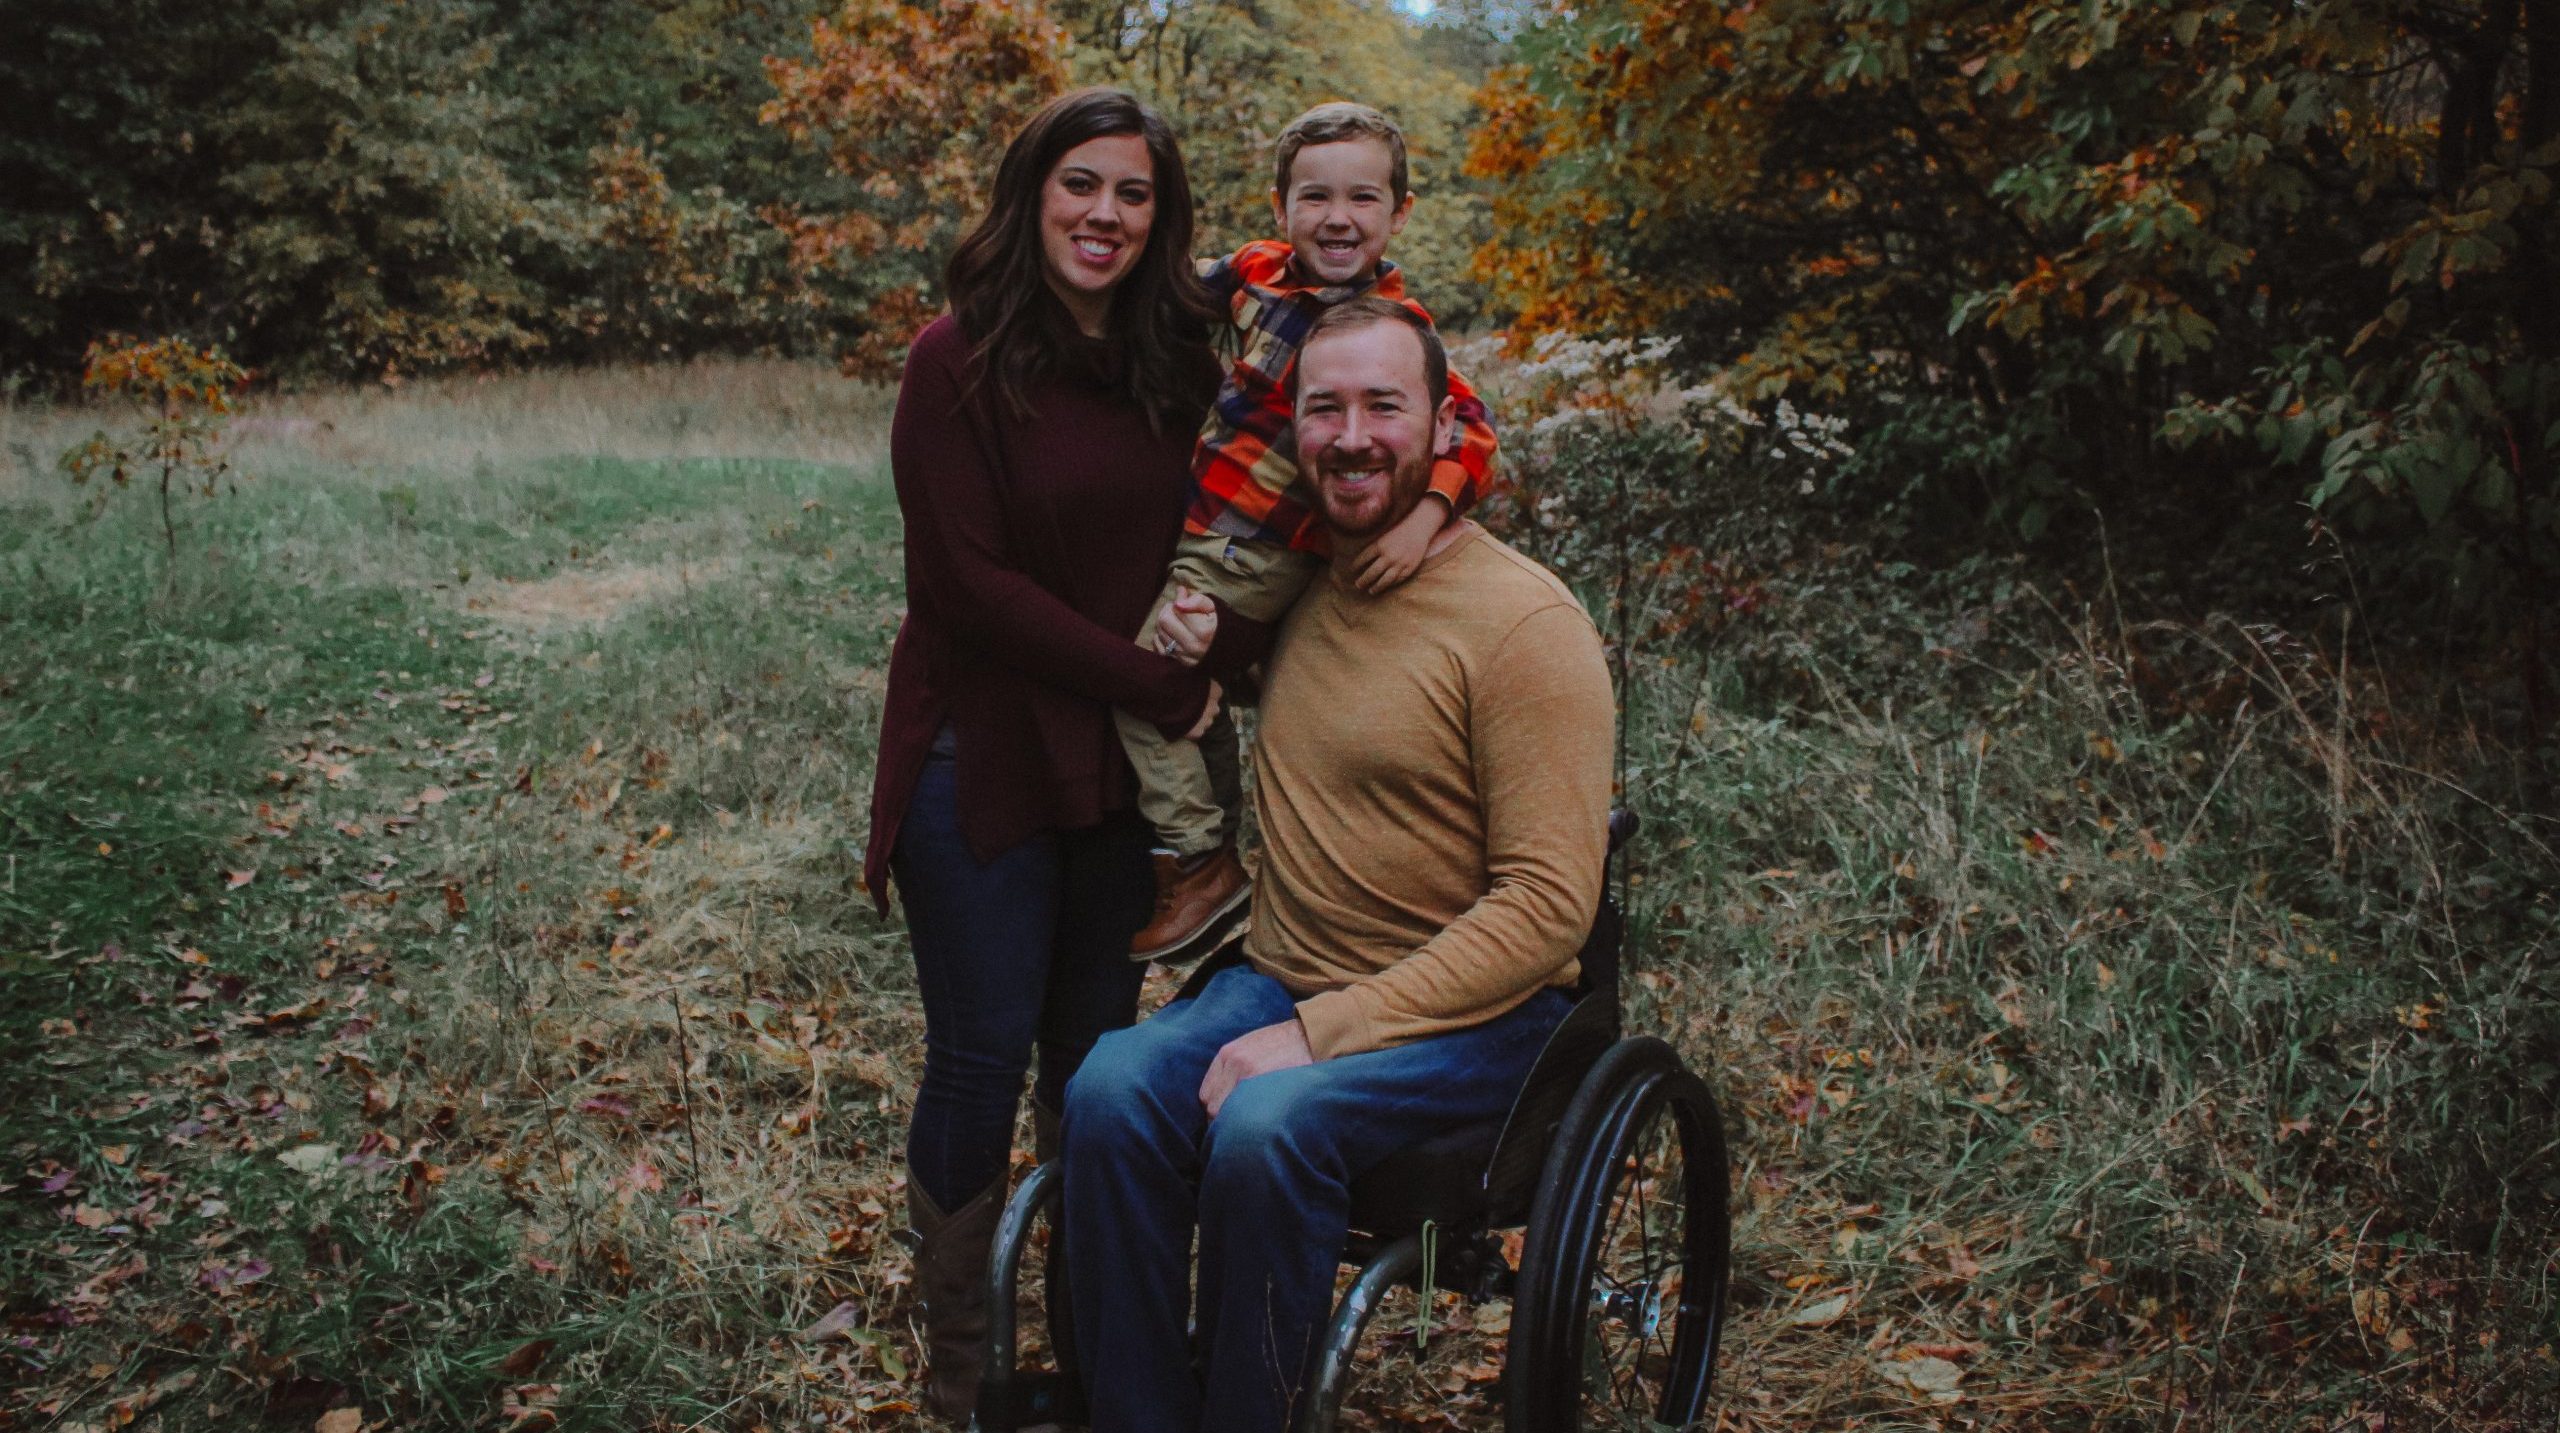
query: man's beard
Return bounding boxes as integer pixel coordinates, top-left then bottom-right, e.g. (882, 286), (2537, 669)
(1315, 448), (1433, 542)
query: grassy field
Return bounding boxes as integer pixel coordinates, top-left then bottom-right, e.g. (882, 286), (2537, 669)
(3, 361), (2553, 1432)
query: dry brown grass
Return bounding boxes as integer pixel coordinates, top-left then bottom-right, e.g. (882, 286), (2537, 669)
(0, 358), (890, 510)
(8, 360), (2552, 1433)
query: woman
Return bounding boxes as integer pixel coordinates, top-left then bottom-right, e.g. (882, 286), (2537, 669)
(862, 88), (1222, 1423)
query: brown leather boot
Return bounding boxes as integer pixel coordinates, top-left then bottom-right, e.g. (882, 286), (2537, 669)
(1127, 844), (1250, 963)
(907, 1177), (1003, 1424)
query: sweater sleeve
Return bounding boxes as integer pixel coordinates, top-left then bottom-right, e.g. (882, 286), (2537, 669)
(891, 327), (1214, 734)
(1423, 363), (1500, 517)
(1199, 597), (1276, 682)
(1294, 602), (1615, 1058)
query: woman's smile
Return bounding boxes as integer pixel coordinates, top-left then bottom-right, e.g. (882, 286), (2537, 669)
(1040, 132), (1157, 334)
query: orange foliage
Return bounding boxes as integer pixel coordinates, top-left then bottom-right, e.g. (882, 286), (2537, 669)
(63, 336), (250, 560)
(761, 0), (1068, 375)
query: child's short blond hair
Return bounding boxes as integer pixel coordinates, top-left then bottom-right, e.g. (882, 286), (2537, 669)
(1273, 102), (1409, 206)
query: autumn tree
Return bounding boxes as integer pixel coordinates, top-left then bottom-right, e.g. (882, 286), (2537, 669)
(216, 0), (547, 378)
(59, 336), (248, 567)
(1474, 0), (2559, 656)
(1, 0), (846, 383)
(0, 0), (284, 378)
(760, 0), (1071, 376)
(1058, 0), (1500, 327)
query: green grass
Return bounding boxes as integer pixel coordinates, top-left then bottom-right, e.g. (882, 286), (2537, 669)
(3, 362), (2554, 1431)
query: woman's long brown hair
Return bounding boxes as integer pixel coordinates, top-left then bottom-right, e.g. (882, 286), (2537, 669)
(944, 88), (1216, 431)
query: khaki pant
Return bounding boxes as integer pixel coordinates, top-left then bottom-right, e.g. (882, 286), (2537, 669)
(1116, 533), (1321, 856)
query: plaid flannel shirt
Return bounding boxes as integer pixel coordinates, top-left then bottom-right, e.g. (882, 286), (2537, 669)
(1185, 239), (1497, 555)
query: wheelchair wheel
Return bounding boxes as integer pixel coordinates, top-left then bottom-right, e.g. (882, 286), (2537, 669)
(1507, 1037), (1731, 1433)
(978, 1164), (1083, 1433)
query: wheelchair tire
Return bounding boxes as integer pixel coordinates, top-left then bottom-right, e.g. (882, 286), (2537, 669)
(1506, 1036), (1731, 1433)
(978, 1164), (1082, 1433)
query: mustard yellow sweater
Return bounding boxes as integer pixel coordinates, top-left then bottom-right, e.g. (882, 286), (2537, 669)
(1245, 524), (1615, 1059)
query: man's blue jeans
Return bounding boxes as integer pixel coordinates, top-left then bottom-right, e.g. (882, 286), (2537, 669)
(1061, 965), (1570, 1433)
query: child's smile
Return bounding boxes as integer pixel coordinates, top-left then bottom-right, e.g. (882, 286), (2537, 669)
(1273, 136), (1413, 286)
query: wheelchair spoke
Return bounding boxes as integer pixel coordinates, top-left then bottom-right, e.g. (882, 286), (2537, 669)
(1580, 1092), (1694, 1430)
(1517, 1037), (1728, 1433)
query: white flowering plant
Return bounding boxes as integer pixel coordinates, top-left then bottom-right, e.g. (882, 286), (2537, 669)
(1464, 329), (1856, 651)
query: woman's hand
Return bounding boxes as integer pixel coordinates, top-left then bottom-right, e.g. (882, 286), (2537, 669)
(1185, 678), (1224, 740)
(1154, 585), (1219, 666)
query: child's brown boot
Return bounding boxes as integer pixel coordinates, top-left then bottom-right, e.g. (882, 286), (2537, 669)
(1128, 844), (1250, 963)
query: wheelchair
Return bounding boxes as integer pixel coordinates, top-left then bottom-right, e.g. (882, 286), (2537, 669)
(975, 811), (1733, 1433)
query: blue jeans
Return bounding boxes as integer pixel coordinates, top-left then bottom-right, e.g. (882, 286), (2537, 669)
(1062, 966), (1570, 1433)
(892, 750), (1154, 1210)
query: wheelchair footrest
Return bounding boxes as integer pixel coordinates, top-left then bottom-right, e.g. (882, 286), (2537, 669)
(976, 1369), (1085, 1433)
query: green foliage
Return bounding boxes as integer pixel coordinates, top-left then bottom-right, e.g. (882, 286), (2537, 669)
(1059, 0), (1501, 327)
(1, 0), (1498, 382)
(0, 0), (275, 376)
(1468, 353), (2559, 1418)
(216, 0), (544, 377)
(0, 0), (847, 384)
(1473, 0), (2560, 647)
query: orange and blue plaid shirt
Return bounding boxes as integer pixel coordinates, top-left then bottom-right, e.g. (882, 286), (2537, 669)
(1186, 239), (1498, 555)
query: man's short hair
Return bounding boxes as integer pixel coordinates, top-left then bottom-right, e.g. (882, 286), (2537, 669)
(1274, 102), (1409, 206)
(1298, 296), (1448, 409)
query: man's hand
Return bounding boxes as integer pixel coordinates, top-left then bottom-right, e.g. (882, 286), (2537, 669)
(1184, 677), (1224, 741)
(1154, 585), (1218, 666)
(1198, 1018), (1314, 1119)
(1351, 493), (1451, 595)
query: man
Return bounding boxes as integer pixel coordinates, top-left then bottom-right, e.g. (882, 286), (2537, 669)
(1059, 296), (1617, 1433)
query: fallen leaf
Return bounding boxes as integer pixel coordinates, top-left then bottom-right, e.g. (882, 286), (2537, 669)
(1878, 1353), (1966, 1402)
(315, 1409), (363, 1433)
(498, 1339), (555, 1378)
(418, 786), (449, 805)
(801, 1301), (863, 1342)
(226, 869), (257, 889)
(499, 1383), (560, 1432)
(278, 1143), (339, 1175)
(1789, 1292), (1852, 1328)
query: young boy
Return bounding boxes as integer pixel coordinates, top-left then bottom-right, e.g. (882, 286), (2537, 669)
(1117, 101), (1499, 962)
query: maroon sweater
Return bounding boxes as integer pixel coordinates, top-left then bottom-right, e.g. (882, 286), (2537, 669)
(865, 312), (1241, 909)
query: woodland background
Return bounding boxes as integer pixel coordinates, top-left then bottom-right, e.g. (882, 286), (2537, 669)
(5, 0), (2559, 639)
(4, 1), (2558, 1430)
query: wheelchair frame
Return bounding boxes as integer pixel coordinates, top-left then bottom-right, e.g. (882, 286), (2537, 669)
(975, 811), (1733, 1432)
